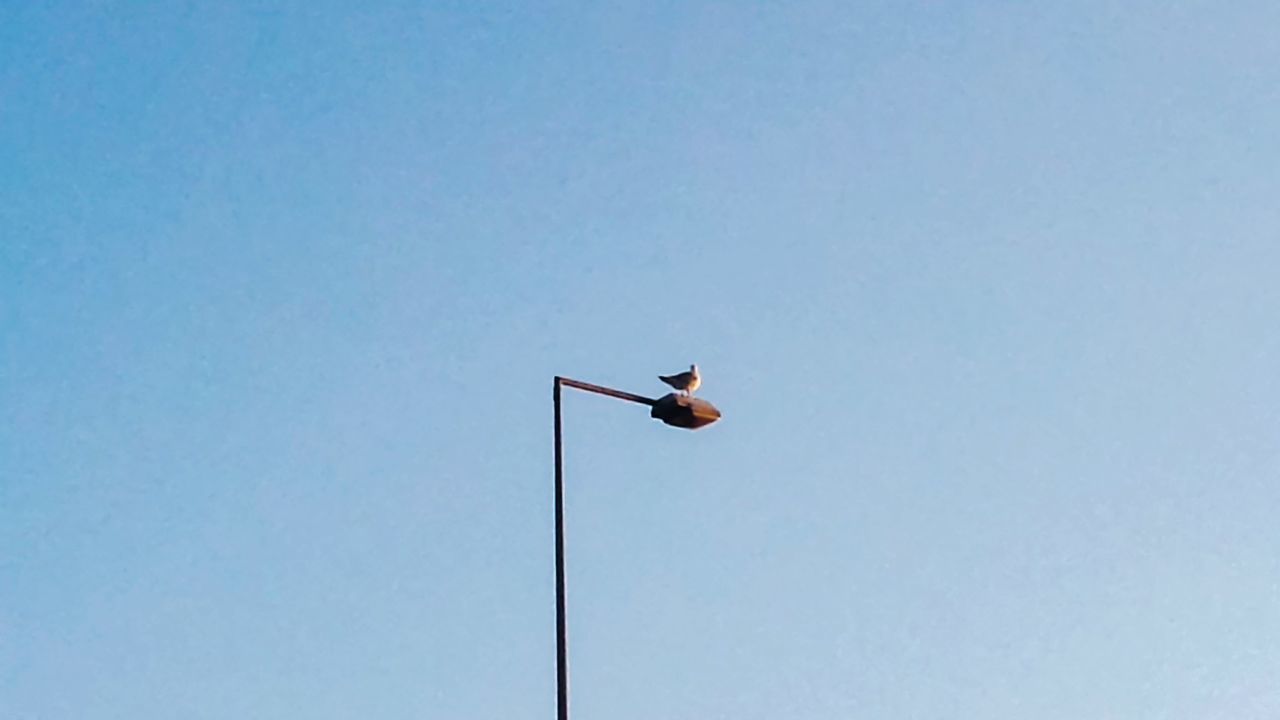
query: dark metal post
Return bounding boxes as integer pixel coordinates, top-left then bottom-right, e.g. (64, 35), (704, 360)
(550, 374), (716, 720)
(553, 378), (569, 720)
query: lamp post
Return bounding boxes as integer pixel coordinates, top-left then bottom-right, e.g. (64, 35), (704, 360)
(552, 375), (721, 720)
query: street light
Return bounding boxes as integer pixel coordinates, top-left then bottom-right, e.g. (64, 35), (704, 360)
(552, 375), (721, 720)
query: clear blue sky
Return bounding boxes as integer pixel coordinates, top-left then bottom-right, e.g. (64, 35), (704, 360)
(4, 2), (1279, 718)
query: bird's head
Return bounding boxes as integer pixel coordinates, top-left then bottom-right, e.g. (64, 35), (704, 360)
(691, 363), (699, 374)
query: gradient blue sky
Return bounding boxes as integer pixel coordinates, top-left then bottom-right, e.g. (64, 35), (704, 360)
(4, 2), (1280, 718)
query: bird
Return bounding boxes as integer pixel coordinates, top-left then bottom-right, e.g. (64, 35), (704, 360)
(659, 364), (701, 396)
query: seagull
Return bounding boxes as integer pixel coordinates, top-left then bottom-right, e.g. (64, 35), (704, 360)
(659, 364), (701, 396)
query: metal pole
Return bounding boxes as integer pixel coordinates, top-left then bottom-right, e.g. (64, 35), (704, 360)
(553, 378), (569, 720)
(550, 375), (679, 720)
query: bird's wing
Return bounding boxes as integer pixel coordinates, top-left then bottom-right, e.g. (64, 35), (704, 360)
(659, 371), (692, 389)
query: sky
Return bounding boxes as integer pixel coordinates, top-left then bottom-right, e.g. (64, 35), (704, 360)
(3, 2), (1280, 718)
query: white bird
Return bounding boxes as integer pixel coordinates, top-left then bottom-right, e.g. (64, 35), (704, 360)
(659, 364), (701, 396)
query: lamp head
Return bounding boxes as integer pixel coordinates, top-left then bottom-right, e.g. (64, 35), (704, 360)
(650, 392), (720, 430)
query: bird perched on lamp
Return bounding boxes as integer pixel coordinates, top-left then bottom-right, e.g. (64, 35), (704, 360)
(658, 364), (701, 396)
